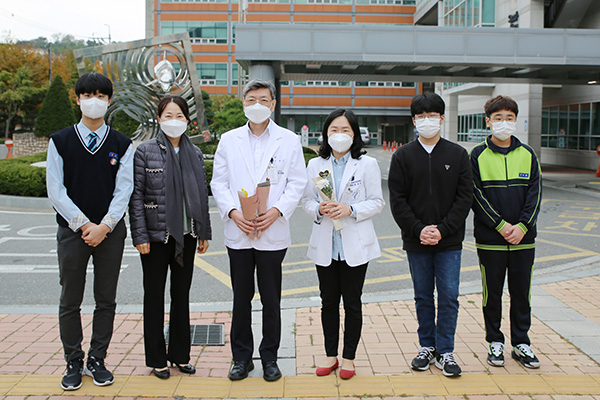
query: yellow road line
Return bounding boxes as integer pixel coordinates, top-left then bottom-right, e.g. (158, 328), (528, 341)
(194, 255), (232, 289)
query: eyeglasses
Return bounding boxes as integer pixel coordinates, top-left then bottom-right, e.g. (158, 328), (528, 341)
(414, 113), (441, 120)
(245, 97), (273, 106)
(490, 115), (516, 122)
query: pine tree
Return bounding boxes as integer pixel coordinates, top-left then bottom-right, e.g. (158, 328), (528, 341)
(34, 75), (75, 137)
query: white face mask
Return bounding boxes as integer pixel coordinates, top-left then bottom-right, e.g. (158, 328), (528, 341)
(328, 133), (353, 153)
(79, 97), (108, 120)
(160, 119), (188, 138)
(415, 117), (441, 139)
(244, 103), (272, 124)
(491, 121), (516, 141)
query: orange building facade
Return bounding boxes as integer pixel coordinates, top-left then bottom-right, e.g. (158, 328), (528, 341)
(148, 0), (420, 143)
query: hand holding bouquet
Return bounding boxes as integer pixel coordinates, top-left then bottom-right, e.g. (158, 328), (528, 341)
(312, 170), (343, 231)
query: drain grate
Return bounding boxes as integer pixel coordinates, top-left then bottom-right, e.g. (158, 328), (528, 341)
(164, 324), (225, 346)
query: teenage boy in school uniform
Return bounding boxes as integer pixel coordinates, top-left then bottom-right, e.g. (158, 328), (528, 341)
(470, 95), (542, 369)
(388, 92), (472, 377)
(47, 72), (134, 390)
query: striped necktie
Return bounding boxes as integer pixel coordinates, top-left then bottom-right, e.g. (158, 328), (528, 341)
(87, 132), (98, 151)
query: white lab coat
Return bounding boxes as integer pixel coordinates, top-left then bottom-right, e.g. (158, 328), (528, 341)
(211, 120), (308, 250)
(301, 154), (384, 267)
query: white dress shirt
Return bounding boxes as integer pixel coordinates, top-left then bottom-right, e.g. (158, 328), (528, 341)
(46, 121), (134, 232)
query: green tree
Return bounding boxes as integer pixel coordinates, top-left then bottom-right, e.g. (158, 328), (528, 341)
(34, 75), (76, 137)
(211, 98), (246, 136)
(0, 66), (44, 138)
(201, 90), (214, 126)
(111, 111), (140, 137)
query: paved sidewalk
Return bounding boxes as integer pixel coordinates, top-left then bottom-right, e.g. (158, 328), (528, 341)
(1, 257), (600, 399)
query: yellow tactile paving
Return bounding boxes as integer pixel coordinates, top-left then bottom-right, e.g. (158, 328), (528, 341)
(6, 375), (64, 396)
(284, 375), (339, 397)
(389, 375), (448, 396)
(338, 375), (394, 397)
(3, 374), (600, 397)
(0, 375), (25, 395)
(65, 375), (128, 397)
(117, 375), (180, 397)
(442, 374), (501, 395)
(175, 376), (232, 398)
(541, 374), (600, 394)
(228, 376), (285, 398)
(491, 375), (553, 394)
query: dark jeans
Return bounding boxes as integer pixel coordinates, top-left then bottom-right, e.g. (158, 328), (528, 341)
(227, 247), (286, 362)
(477, 248), (535, 346)
(57, 220), (126, 362)
(141, 235), (196, 368)
(406, 250), (461, 354)
(316, 260), (368, 360)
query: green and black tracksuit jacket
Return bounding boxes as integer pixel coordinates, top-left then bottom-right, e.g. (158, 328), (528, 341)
(469, 136), (542, 251)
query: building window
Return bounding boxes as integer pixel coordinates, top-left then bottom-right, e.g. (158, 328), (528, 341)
(443, 0), (495, 28)
(542, 102), (600, 151)
(292, 80), (350, 87)
(196, 63), (229, 86)
(457, 112), (488, 142)
(367, 81), (415, 87)
(356, 0), (413, 4)
(161, 0), (228, 3)
(160, 21), (229, 44)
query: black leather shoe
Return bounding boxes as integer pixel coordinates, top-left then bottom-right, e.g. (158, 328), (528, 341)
(171, 363), (196, 374)
(152, 367), (170, 379)
(227, 360), (254, 381)
(262, 360), (282, 382)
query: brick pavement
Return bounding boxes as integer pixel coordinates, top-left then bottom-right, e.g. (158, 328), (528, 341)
(2, 273), (600, 398)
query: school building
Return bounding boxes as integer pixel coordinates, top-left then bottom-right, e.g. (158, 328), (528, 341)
(146, 0), (600, 169)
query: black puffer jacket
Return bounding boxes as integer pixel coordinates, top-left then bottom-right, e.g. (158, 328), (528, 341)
(129, 137), (211, 245)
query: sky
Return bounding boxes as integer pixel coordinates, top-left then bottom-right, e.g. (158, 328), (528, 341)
(0, 0), (146, 43)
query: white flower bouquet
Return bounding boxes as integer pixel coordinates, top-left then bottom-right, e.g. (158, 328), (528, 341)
(312, 170), (343, 231)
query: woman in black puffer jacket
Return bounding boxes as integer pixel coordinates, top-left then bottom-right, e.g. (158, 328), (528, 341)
(129, 96), (211, 379)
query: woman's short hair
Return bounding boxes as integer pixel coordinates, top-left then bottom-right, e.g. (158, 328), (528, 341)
(157, 95), (191, 122)
(318, 108), (366, 160)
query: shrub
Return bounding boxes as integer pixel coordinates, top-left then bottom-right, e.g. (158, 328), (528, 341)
(111, 111), (139, 137)
(34, 75), (75, 137)
(197, 142), (218, 155)
(303, 146), (318, 165)
(204, 160), (213, 195)
(0, 153), (47, 197)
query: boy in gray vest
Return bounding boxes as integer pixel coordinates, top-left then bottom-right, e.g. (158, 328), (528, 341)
(46, 72), (133, 390)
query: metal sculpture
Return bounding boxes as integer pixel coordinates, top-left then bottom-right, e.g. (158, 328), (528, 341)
(73, 33), (208, 142)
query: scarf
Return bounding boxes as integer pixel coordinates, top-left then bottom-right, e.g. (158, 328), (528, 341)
(160, 131), (208, 266)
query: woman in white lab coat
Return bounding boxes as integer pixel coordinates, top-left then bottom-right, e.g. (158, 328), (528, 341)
(302, 108), (384, 379)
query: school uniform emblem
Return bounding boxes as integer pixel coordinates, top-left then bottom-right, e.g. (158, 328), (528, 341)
(109, 152), (119, 165)
(445, 165), (450, 170)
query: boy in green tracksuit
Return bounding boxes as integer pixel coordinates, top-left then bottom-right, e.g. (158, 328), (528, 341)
(470, 95), (542, 369)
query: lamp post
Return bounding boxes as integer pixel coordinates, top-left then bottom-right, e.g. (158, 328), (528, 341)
(104, 24), (112, 43)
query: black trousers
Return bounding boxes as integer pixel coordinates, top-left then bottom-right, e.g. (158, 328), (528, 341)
(141, 235), (196, 368)
(477, 248), (535, 346)
(316, 260), (368, 360)
(57, 220), (126, 362)
(227, 247), (286, 362)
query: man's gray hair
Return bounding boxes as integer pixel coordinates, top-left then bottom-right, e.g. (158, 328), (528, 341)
(243, 79), (276, 100)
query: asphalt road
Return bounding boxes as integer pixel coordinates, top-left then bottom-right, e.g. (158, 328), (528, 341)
(1, 147), (600, 309)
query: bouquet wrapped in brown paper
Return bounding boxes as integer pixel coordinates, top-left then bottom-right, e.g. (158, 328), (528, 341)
(312, 170), (343, 231)
(237, 180), (271, 239)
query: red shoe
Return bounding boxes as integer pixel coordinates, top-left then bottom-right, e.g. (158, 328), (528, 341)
(316, 359), (339, 376)
(339, 363), (355, 380)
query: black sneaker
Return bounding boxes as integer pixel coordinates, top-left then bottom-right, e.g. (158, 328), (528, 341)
(487, 342), (505, 367)
(512, 344), (540, 369)
(411, 346), (436, 371)
(61, 359), (83, 391)
(435, 352), (462, 377)
(84, 356), (114, 386)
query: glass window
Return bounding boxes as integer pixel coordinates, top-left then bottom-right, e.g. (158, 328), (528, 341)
(569, 104), (579, 136)
(581, 103), (591, 136)
(161, 21), (229, 44)
(481, 0), (495, 26)
(196, 63), (228, 86)
(592, 102), (600, 139)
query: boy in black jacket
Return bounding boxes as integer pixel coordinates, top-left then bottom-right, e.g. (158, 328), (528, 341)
(389, 93), (472, 377)
(470, 96), (542, 369)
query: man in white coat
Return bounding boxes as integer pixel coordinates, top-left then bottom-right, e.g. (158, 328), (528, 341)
(211, 79), (308, 382)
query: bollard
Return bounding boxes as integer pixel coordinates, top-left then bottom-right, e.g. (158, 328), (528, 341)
(383, 140), (387, 151)
(5, 138), (14, 159)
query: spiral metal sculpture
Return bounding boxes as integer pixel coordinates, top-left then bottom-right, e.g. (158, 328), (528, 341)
(73, 33), (208, 142)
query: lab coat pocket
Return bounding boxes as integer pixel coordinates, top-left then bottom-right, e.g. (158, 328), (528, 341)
(356, 219), (375, 247)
